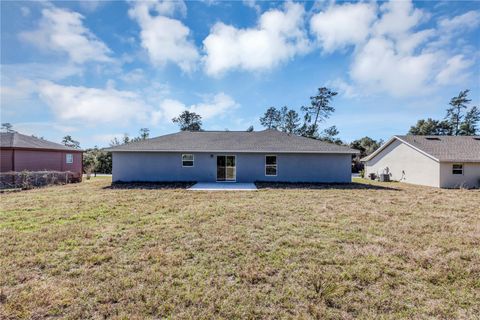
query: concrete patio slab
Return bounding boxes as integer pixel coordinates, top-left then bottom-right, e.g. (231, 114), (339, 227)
(188, 182), (257, 191)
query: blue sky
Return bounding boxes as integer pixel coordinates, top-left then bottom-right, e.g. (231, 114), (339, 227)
(1, 0), (479, 148)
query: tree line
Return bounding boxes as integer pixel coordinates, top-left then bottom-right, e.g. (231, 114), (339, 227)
(82, 128), (152, 176)
(408, 90), (479, 136)
(258, 87), (342, 144)
(109, 128), (150, 146)
(171, 87), (344, 144)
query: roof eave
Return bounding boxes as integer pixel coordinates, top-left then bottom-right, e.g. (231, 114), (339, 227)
(0, 146), (84, 152)
(438, 159), (480, 163)
(106, 149), (359, 154)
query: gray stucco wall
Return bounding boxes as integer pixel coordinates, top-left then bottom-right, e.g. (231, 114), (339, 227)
(112, 152), (352, 183)
(439, 162), (480, 188)
(364, 139), (440, 187)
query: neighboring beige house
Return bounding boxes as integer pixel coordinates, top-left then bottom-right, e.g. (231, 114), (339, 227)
(362, 135), (480, 188)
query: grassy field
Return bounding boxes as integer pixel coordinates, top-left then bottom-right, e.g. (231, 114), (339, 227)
(1, 177), (479, 319)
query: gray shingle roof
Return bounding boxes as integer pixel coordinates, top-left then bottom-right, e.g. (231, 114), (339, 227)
(363, 135), (480, 162)
(105, 130), (359, 154)
(0, 132), (82, 151)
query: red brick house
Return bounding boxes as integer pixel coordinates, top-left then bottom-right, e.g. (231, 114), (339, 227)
(0, 132), (83, 180)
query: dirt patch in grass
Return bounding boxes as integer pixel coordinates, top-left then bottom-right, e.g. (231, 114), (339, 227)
(1, 177), (479, 319)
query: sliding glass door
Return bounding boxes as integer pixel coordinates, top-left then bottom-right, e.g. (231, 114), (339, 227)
(216, 155), (236, 181)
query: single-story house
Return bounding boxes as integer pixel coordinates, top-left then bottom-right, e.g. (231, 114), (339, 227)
(0, 132), (83, 180)
(106, 129), (359, 183)
(362, 135), (480, 188)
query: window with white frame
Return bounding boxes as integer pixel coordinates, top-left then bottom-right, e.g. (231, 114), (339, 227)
(452, 164), (463, 175)
(66, 153), (73, 164)
(265, 155), (277, 176)
(182, 154), (194, 167)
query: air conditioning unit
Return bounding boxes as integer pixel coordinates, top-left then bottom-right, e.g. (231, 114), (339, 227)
(379, 174), (390, 182)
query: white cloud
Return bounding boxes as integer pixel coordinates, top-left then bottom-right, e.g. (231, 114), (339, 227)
(34, 80), (236, 127)
(19, 6), (112, 64)
(128, 0), (199, 72)
(438, 10), (480, 32)
(372, 1), (435, 55)
(141, 82), (171, 106)
(1, 63), (82, 109)
(310, 0), (476, 97)
(203, 1), (310, 76)
(394, 29), (435, 55)
(158, 99), (186, 121)
(92, 133), (124, 145)
(243, 0), (261, 14)
(430, 10), (480, 49)
(13, 122), (78, 136)
(1, 78), (38, 105)
(132, 0), (187, 17)
(78, 1), (106, 12)
(435, 54), (474, 85)
(120, 68), (146, 83)
(326, 78), (361, 98)
(20, 6), (30, 17)
(344, 1), (437, 97)
(190, 92), (238, 119)
(310, 2), (376, 52)
(350, 37), (437, 97)
(37, 81), (150, 124)
(158, 93), (238, 121)
(373, 0), (426, 37)
(1, 63), (83, 81)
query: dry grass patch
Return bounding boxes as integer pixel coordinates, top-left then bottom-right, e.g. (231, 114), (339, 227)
(1, 177), (479, 319)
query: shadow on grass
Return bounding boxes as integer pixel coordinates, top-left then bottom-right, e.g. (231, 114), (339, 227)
(254, 181), (400, 191)
(104, 181), (196, 190)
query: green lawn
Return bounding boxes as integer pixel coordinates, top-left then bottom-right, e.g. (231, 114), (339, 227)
(1, 177), (479, 319)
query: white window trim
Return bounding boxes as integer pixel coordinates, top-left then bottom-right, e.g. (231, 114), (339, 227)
(452, 163), (463, 175)
(66, 153), (73, 164)
(265, 155), (277, 176)
(182, 154), (194, 167)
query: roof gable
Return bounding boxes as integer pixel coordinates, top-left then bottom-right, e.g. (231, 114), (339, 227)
(106, 129), (359, 154)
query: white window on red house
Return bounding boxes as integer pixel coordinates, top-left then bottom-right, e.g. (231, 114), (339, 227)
(66, 154), (73, 164)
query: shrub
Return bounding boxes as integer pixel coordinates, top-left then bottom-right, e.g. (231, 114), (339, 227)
(0, 171), (79, 190)
(20, 171), (33, 190)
